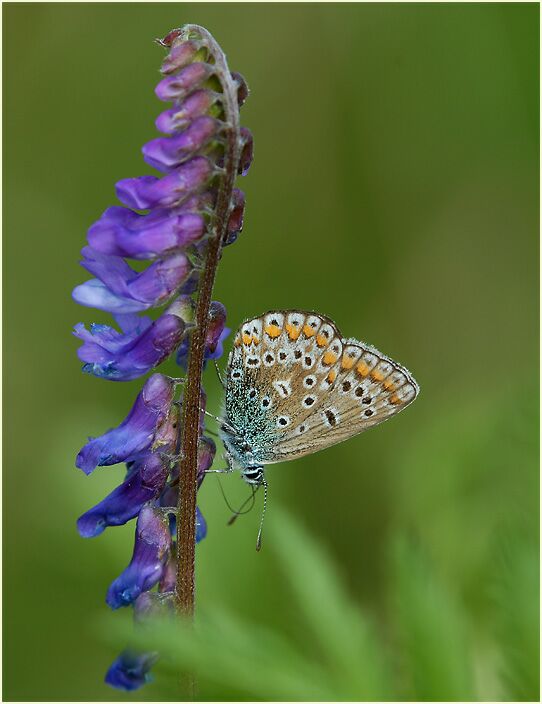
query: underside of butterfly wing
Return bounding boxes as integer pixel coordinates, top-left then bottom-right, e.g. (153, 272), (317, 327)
(221, 310), (419, 467)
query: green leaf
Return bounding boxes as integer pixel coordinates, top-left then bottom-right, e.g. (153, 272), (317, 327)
(269, 506), (392, 700)
(389, 535), (475, 700)
(492, 534), (539, 701)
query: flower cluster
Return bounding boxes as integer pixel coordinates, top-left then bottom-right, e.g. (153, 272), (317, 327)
(73, 25), (251, 690)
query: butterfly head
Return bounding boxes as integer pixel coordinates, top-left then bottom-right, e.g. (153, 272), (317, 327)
(241, 465), (265, 486)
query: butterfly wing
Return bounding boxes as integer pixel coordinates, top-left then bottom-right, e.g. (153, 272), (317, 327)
(223, 310), (419, 465)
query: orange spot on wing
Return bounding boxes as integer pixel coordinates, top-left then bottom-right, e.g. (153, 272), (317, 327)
(326, 370), (337, 384)
(242, 333), (252, 345)
(285, 323), (301, 341)
(303, 324), (316, 338)
(252, 335), (260, 346)
(265, 324), (281, 338)
(341, 355), (355, 370)
(316, 334), (328, 347)
(383, 379), (395, 391)
(371, 369), (385, 382)
(323, 351), (338, 366)
(389, 394), (401, 405)
(356, 362), (370, 377)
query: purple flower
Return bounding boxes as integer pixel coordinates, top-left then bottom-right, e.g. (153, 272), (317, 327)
(76, 373), (175, 473)
(105, 650), (158, 691)
(73, 24), (253, 691)
(87, 206), (206, 259)
(160, 38), (199, 74)
(74, 312), (185, 381)
(106, 506), (171, 609)
(155, 62), (213, 101)
(73, 246), (191, 313)
(155, 91), (217, 134)
(116, 156), (213, 210)
(143, 116), (220, 172)
(77, 454), (168, 537)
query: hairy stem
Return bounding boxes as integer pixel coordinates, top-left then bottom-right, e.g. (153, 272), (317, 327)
(175, 25), (240, 617)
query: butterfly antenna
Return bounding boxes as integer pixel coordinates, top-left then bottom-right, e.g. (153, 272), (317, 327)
(256, 476), (268, 552)
(227, 485), (257, 525)
(216, 477), (256, 521)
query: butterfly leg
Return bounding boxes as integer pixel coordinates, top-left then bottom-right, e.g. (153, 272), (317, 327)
(204, 466), (233, 474)
(202, 409), (236, 435)
(213, 360), (225, 388)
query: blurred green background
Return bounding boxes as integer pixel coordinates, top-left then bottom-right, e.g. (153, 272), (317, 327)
(3, 2), (539, 701)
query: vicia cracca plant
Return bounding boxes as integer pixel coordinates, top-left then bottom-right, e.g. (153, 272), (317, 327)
(72, 25), (252, 690)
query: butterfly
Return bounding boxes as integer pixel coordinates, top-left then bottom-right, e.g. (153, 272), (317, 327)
(215, 310), (419, 547)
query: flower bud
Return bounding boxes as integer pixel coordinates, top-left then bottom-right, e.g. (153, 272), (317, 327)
(231, 71), (249, 107)
(160, 39), (200, 74)
(143, 116), (220, 172)
(223, 189), (245, 245)
(116, 157), (213, 210)
(155, 90), (217, 134)
(155, 63), (213, 102)
(238, 127), (254, 176)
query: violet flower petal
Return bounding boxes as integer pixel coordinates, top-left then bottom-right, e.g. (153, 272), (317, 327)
(72, 279), (148, 314)
(116, 157), (213, 210)
(79, 246), (191, 309)
(77, 453), (168, 537)
(77, 313), (185, 381)
(196, 506), (207, 542)
(75, 374), (175, 474)
(143, 116), (220, 172)
(106, 506), (171, 609)
(155, 90), (217, 134)
(160, 39), (199, 74)
(155, 62), (213, 101)
(88, 206), (206, 259)
(105, 650), (158, 691)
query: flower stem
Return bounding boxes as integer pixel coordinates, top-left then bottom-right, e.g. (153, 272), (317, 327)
(175, 25), (240, 617)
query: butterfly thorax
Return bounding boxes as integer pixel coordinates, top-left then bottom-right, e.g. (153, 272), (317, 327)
(219, 402), (277, 470)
